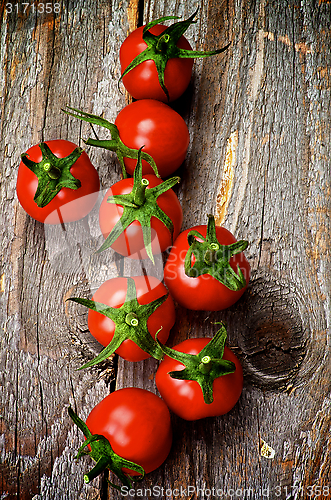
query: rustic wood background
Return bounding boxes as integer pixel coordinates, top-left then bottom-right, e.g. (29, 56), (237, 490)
(1, 0), (331, 498)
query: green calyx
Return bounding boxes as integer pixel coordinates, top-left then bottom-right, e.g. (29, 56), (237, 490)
(98, 147), (180, 263)
(62, 106), (159, 179)
(67, 277), (168, 369)
(21, 142), (82, 207)
(119, 8), (231, 101)
(68, 406), (144, 490)
(157, 324), (236, 404)
(184, 214), (248, 291)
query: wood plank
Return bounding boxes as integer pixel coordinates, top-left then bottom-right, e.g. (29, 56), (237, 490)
(115, 0), (331, 498)
(0, 1), (137, 498)
(1, 0), (330, 499)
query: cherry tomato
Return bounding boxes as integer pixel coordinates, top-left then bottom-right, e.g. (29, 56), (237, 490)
(88, 276), (175, 362)
(164, 224), (250, 311)
(155, 337), (243, 421)
(16, 140), (99, 224)
(99, 174), (183, 260)
(86, 388), (172, 475)
(120, 24), (194, 103)
(114, 99), (190, 177)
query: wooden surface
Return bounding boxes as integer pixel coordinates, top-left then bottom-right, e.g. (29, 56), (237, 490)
(1, 0), (331, 499)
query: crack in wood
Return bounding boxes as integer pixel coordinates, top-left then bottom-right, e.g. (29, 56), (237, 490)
(215, 130), (237, 226)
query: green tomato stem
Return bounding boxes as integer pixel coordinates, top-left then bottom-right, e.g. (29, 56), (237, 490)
(97, 148), (179, 263)
(204, 249), (216, 265)
(68, 407), (145, 490)
(125, 312), (139, 327)
(184, 214), (249, 291)
(198, 355), (212, 374)
(43, 162), (61, 180)
(133, 178), (149, 206)
(84, 456), (110, 484)
(156, 324), (236, 404)
(20, 142), (82, 207)
(156, 33), (171, 52)
(62, 106), (160, 178)
(67, 278), (167, 368)
(119, 8), (231, 101)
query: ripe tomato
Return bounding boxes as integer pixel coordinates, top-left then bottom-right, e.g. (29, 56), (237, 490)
(16, 140), (99, 224)
(155, 336), (243, 421)
(114, 99), (189, 177)
(98, 174), (183, 260)
(87, 276), (175, 362)
(164, 221), (250, 311)
(88, 389), (172, 474)
(120, 24), (194, 103)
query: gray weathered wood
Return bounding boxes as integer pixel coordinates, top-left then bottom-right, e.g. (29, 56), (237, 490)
(115, 0), (331, 497)
(1, 0), (330, 499)
(1, 1), (136, 498)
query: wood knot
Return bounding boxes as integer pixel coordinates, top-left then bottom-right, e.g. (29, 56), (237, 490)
(64, 281), (115, 378)
(225, 271), (309, 390)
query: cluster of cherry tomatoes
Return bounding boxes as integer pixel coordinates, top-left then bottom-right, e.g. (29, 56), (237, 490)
(16, 10), (251, 492)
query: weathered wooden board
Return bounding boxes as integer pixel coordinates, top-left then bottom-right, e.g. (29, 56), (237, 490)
(1, 1), (135, 498)
(1, 0), (331, 499)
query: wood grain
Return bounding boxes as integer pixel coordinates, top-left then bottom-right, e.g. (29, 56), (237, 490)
(1, 1), (136, 498)
(1, 0), (330, 499)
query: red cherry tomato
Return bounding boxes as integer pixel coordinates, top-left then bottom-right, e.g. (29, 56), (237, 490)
(155, 337), (243, 421)
(16, 140), (99, 224)
(164, 225), (251, 311)
(99, 174), (183, 260)
(86, 388), (172, 475)
(88, 276), (175, 361)
(120, 24), (194, 103)
(114, 99), (190, 177)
